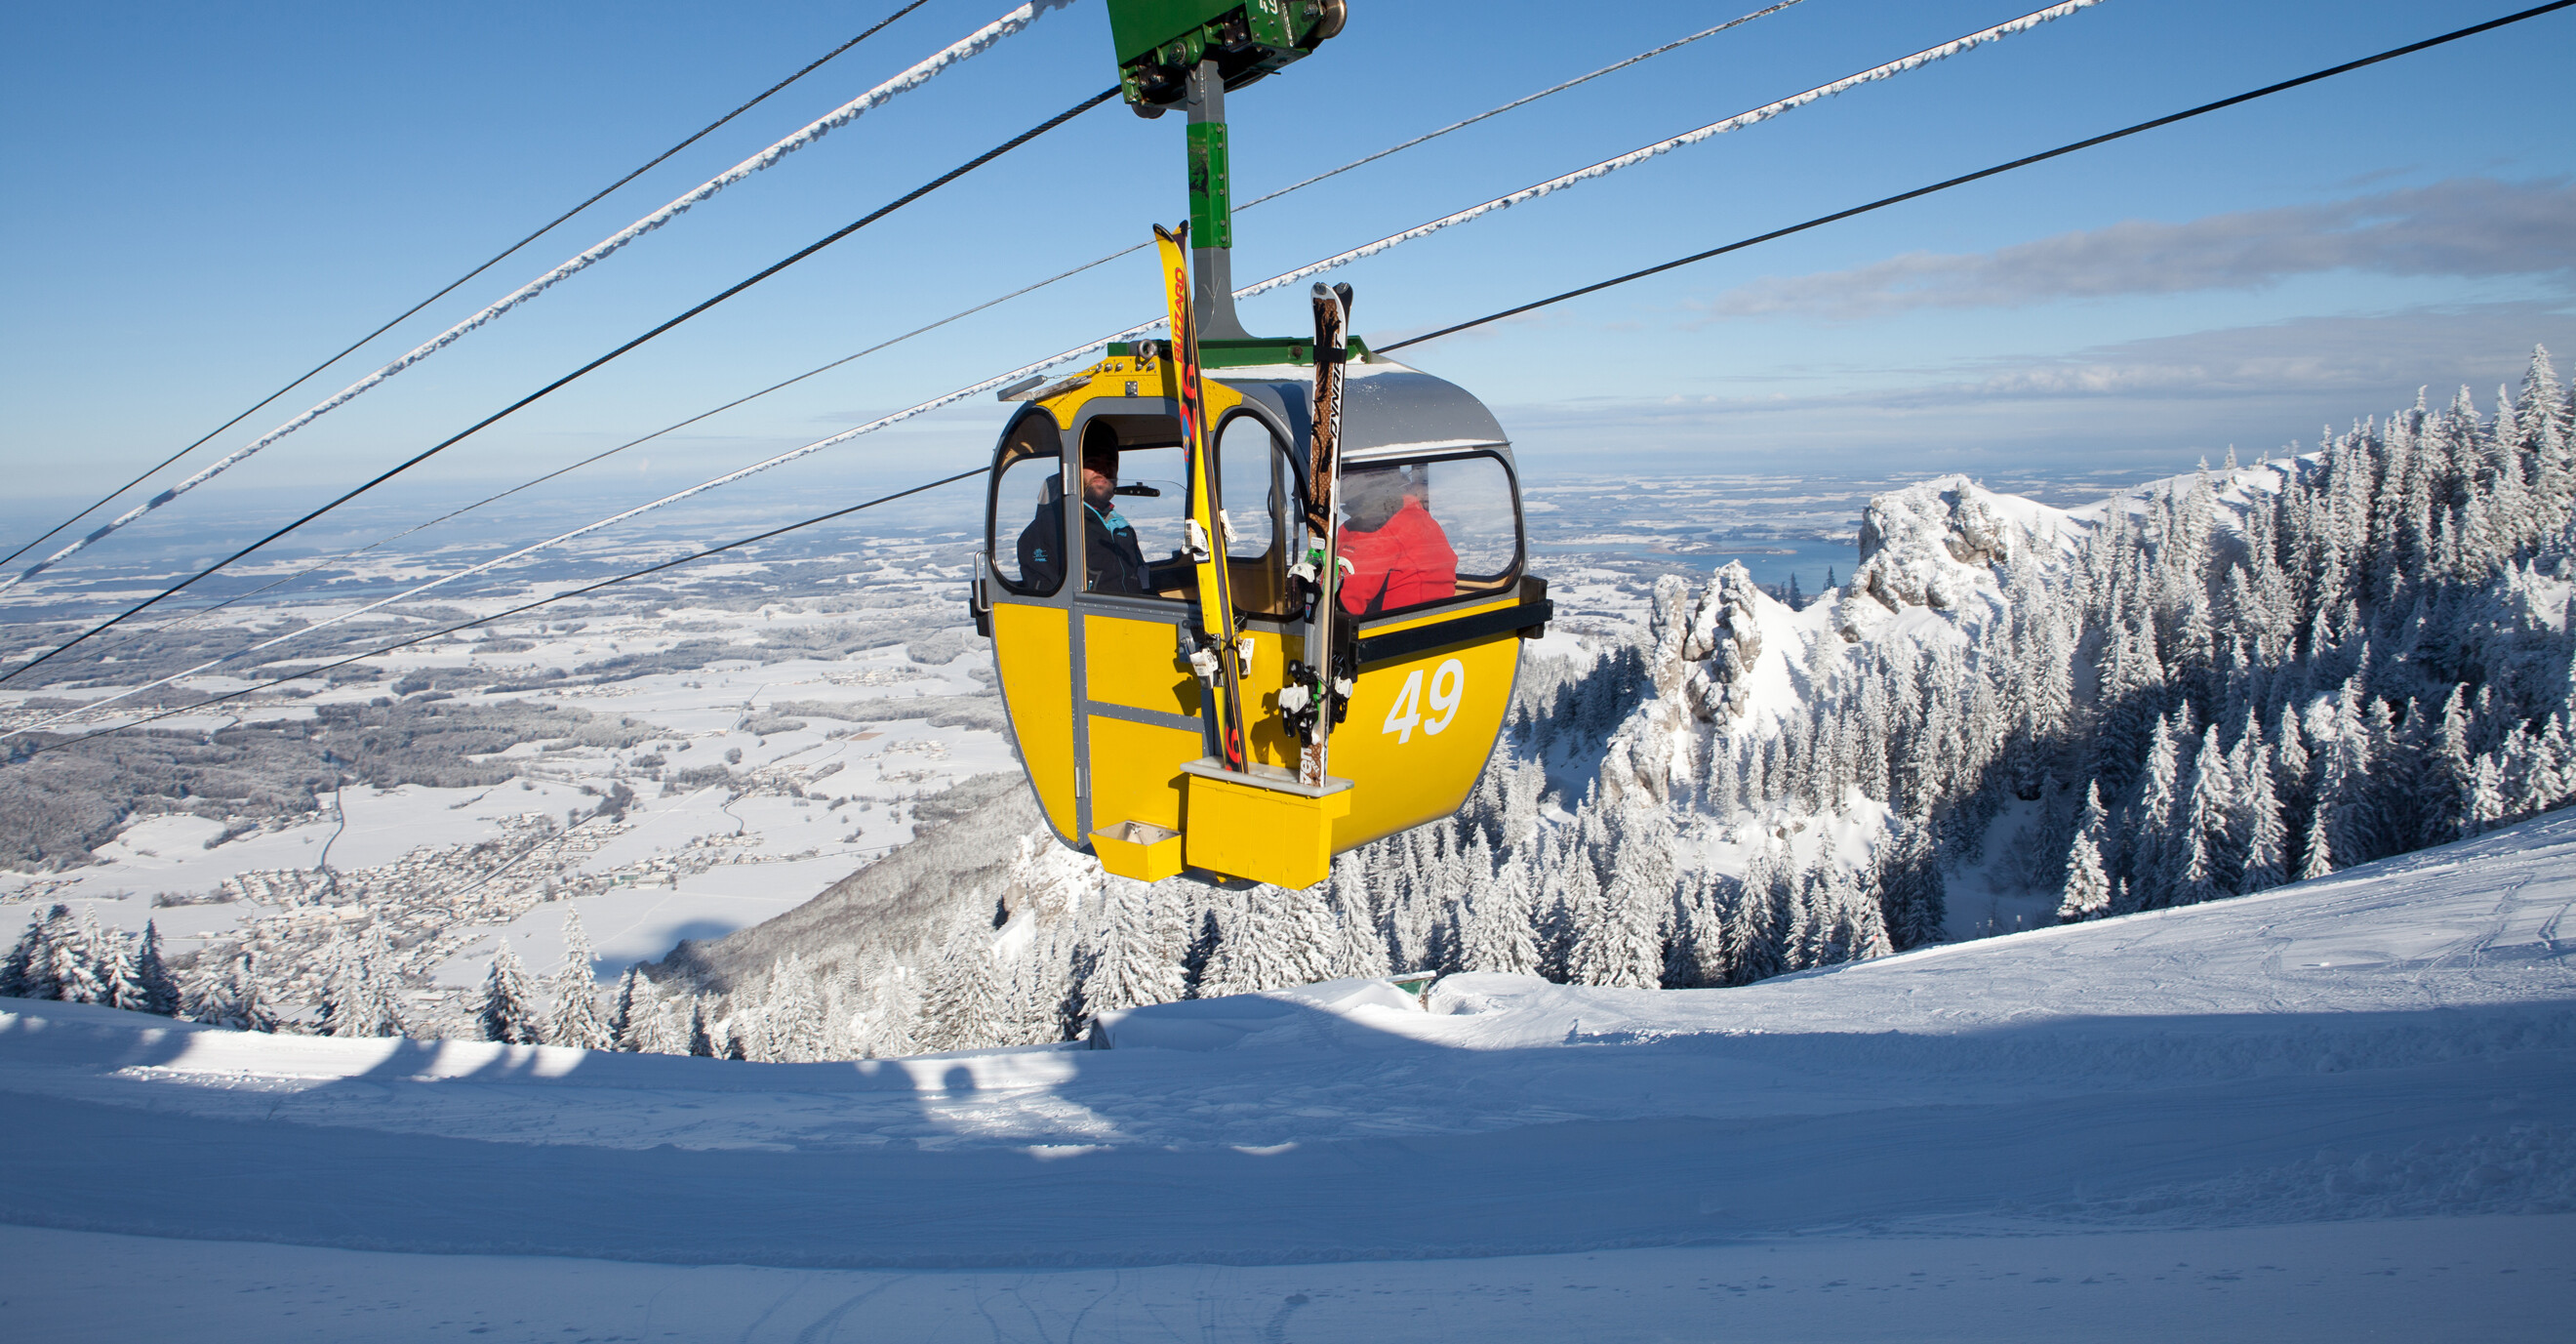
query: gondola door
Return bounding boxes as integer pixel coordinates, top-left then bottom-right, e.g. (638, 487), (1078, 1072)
(981, 410), (1082, 847)
(1065, 395), (1220, 883)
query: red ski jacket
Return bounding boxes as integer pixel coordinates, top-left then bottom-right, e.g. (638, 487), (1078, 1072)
(1340, 498), (1458, 616)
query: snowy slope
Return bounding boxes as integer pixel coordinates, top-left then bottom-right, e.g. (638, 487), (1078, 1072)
(3, 803), (2571, 1338)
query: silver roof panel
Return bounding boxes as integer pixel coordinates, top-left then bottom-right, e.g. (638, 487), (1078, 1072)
(1214, 360), (1510, 465)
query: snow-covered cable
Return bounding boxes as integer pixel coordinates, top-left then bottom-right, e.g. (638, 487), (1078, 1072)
(772, 0), (2094, 401)
(917, 3), (2107, 391)
(0, 1), (936, 579)
(82, 0), (1830, 635)
(1238, 0), (1817, 213)
(0, 0), (1074, 598)
(1232, 0), (2110, 304)
(8, 1), (2087, 703)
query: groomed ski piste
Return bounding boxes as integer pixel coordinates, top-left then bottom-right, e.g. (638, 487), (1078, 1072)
(4, 804), (2570, 1339)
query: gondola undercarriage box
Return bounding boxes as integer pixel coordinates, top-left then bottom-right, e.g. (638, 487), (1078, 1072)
(1178, 759), (1353, 890)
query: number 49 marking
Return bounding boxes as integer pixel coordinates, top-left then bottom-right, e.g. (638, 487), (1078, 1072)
(1383, 658), (1467, 744)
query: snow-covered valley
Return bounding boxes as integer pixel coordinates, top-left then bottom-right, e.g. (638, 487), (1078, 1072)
(3, 804), (2570, 1338)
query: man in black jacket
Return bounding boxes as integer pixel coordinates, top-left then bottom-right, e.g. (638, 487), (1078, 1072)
(1018, 429), (1150, 595)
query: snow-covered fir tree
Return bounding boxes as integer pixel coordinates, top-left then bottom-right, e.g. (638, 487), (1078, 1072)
(477, 940), (543, 1045)
(542, 910), (611, 1050)
(185, 951), (277, 1033)
(2058, 784), (2113, 922)
(1461, 851), (1539, 975)
(316, 929), (406, 1039)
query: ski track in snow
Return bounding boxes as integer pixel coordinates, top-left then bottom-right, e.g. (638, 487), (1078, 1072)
(3, 808), (2573, 1336)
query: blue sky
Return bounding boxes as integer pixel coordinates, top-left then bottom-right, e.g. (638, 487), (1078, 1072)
(3, 0), (2572, 559)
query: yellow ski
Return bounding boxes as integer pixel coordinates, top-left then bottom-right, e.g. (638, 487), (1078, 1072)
(1153, 222), (1249, 772)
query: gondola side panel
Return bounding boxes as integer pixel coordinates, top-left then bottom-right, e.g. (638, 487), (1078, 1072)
(1081, 611), (1205, 841)
(1327, 613), (1523, 853)
(992, 602), (1080, 845)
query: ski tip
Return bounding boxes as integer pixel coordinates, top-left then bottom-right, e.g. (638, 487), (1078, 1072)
(1153, 221), (1186, 247)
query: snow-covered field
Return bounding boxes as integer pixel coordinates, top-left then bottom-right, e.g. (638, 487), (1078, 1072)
(5, 803), (2569, 1339)
(0, 529), (1028, 1028)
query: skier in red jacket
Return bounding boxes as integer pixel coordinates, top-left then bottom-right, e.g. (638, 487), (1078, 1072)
(1338, 466), (1457, 615)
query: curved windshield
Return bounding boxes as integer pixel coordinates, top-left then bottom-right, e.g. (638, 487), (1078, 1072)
(1335, 452), (1520, 618)
(988, 417), (1064, 596)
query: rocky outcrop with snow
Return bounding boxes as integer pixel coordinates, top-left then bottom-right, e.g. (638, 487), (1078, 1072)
(1653, 561), (1766, 723)
(1600, 475), (2069, 821)
(1834, 474), (2028, 639)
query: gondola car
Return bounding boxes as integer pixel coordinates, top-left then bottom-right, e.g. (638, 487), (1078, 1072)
(968, 0), (1550, 889)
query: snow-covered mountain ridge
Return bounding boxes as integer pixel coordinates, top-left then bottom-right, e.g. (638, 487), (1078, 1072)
(1601, 361), (2576, 961)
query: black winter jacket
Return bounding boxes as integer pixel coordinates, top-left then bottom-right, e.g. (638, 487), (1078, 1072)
(1018, 494), (1149, 595)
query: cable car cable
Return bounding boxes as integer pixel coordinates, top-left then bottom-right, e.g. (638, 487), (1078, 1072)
(1252, 0), (1817, 210)
(0, 86), (1117, 687)
(109, 0), (1836, 637)
(1228, 0), (2110, 306)
(39, 0), (2546, 705)
(0, 0), (1076, 599)
(171, 0), (2564, 698)
(0, 1), (937, 578)
(1379, 0), (2576, 354)
(34, 2), (2564, 748)
(2, 471), (983, 756)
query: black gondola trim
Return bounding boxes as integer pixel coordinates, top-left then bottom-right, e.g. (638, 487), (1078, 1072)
(1352, 598), (1551, 668)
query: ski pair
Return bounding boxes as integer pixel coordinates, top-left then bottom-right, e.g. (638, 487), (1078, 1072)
(1152, 223), (1251, 774)
(1150, 223), (1354, 784)
(1289, 281), (1355, 787)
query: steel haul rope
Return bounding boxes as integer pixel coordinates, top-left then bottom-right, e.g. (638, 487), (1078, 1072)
(0, 2), (938, 576)
(1385, 0), (2576, 353)
(1, 87), (1117, 688)
(0, 0), (1077, 598)
(19, 0), (2569, 750)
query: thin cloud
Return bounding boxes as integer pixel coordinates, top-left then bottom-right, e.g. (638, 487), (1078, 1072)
(1698, 177), (2576, 320)
(1504, 304), (2565, 429)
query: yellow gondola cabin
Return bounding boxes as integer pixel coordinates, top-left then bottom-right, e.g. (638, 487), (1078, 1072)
(972, 342), (1550, 889)
(966, 0), (1546, 889)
